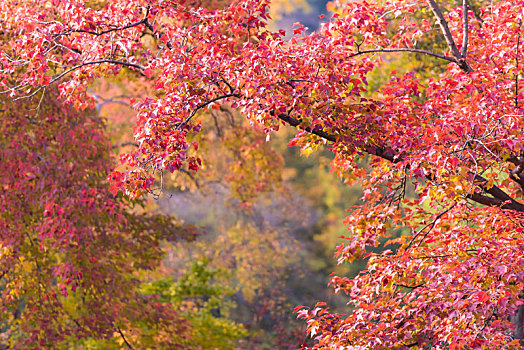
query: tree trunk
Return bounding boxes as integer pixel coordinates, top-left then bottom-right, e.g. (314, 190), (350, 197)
(511, 294), (524, 345)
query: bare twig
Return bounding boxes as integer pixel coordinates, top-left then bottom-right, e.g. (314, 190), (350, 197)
(180, 168), (200, 188)
(177, 93), (239, 128)
(406, 203), (457, 249)
(49, 60), (145, 85)
(53, 6), (151, 38)
(12, 86), (44, 101)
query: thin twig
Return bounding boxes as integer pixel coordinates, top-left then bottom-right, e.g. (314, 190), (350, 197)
(349, 47), (456, 63)
(178, 93), (239, 128)
(180, 169), (200, 188)
(394, 282), (425, 289)
(406, 203), (456, 249)
(52, 6), (151, 38)
(49, 60), (146, 84)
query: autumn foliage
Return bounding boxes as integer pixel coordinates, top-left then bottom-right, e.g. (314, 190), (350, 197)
(0, 91), (199, 348)
(1, 0), (524, 348)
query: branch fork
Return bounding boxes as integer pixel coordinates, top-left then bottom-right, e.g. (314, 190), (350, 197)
(427, 0), (473, 73)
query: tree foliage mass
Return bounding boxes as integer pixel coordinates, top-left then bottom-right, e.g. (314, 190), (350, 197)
(0, 0), (524, 348)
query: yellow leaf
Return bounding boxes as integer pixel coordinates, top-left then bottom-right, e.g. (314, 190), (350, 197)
(301, 146), (314, 157)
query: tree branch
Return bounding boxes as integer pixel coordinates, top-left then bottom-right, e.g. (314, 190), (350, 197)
(348, 48), (456, 63)
(49, 60), (146, 84)
(274, 113), (336, 142)
(115, 327), (134, 349)
(56, 6), (151, 37)
(178, 93), (240, 128)
(461, 0), (469, 58)
(516, 23), (521, 109)
(180, 168), (201, 188)
(407, 204), (457, 248)
(394, 282), (425, 289)
(426, 0), (473, 72)
(275, 113), (401, 162)
(112, 142), (139, 149)
(474, 174), (516, 202)
(466, 192), (524, 212)
(273, 113), (524, 213)
(426, 0), (462, 58)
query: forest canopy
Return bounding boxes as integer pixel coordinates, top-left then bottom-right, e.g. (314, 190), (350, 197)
(0, 0), (523, 348)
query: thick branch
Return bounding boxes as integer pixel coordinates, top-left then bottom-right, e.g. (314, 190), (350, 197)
(466, 192), (524, 212)
(516, 26), (521, 109)
(426, 0), (473, 72)
(274, 113), (398, 162)
(508, 155), (524, 169)
(275, 113), (336, 142)
(461, 0), (469, 58)
(474, 174), (516, 202)
(426, 0), (461, 58)
(509, 163), (524, 191)
(273, 113), (524, 212)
